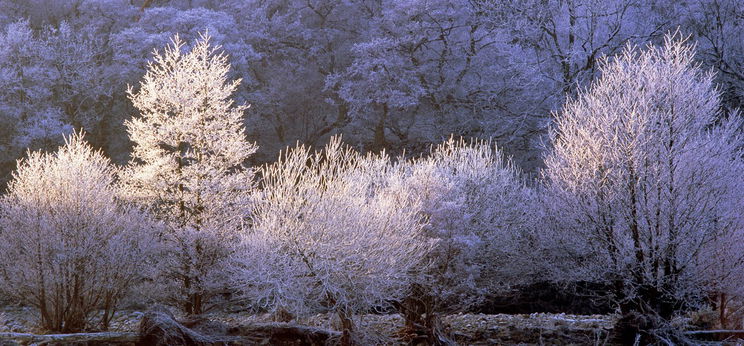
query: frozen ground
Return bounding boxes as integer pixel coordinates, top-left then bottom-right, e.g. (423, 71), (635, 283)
(0, 305), (615, 345)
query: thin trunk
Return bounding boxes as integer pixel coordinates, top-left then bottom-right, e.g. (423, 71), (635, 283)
(101, 294), (113, 331)
(139, 0), (153, 11)
(720, 292), (728, 329)
(193, 293), (203, 315)
(398, 284), (452, 345)
(183, 276), (193, 315)
(372, 103), (388, 152)
(628, 165), (644, 281)
(338, 309), (354, 346)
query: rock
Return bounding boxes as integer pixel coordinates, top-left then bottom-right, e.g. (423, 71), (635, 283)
(612, 311), (653, 345)
(180, 316), (230, 337)
(271, 308), (295, 323)
(137, 311), (225, 346)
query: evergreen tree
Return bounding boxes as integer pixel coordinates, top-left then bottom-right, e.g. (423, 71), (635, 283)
(121, 34), (257, 315)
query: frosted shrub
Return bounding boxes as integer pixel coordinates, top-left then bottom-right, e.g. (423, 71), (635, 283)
(396, 138), (537, 342)
(407, 138), (536, 309)
(0, 133), (155, 332)
(234, 137), (432, 345)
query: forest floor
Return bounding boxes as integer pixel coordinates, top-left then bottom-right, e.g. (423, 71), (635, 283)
(0, 304), (617, 345)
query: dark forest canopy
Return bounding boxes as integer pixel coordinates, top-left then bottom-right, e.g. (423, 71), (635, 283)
(0, 0), (743, 183)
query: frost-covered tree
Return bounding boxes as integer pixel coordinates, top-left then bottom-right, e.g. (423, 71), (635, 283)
(481, 0), (663, 97)
(233, 137), (432, 345)
(663, 0), (744, 110)
(0, 21), (73, 176)
(0, 20), (118, 185)
(396, 138), (536, 342)
(121, 34), (257, 315)
(542, 35), (744, 341)
(328, 36), (425, 152)
(213, 0), (366, 157)
(408, 139), (536, 304)
(328, 0), (533, 153)
(45, 22), (119, 148)
(111, 6), (257, 84)
(0, 132), (155, 332)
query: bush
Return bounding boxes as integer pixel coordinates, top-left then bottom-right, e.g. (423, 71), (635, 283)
(0, 133), (155, 332)
(233, 137), (432, 345)
(402, 137), (537, 312)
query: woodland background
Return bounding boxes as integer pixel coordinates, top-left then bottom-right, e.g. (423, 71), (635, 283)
(1, 0), (742, 181)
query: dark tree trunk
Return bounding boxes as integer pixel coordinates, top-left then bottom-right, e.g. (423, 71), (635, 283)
(372, 103), (388, 152)
(338, 310), (354, 346)
(396, 284), (453, 345)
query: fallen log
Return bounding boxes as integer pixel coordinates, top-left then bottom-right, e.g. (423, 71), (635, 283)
(0, 331), (138, 344)
(139, 311), (341, 345)
(138, 311), (243, 346)
(685, 329), (744, 334)
(684, 329), (744, 341)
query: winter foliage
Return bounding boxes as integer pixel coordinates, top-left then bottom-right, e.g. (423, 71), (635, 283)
(0, 133), (154, 332)
(0, 0), (743, 342)
(120, 34), (256, 315)
(542, 35), (744, 337)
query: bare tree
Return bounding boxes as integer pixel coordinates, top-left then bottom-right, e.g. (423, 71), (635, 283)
(542, 34), (744, 342)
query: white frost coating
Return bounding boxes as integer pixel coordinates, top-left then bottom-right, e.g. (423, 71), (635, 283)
(0, 133), (155, 332)
(542, 34), (744, 320)
(120, 34), (257, 315)
(233, 137), (433, 342)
